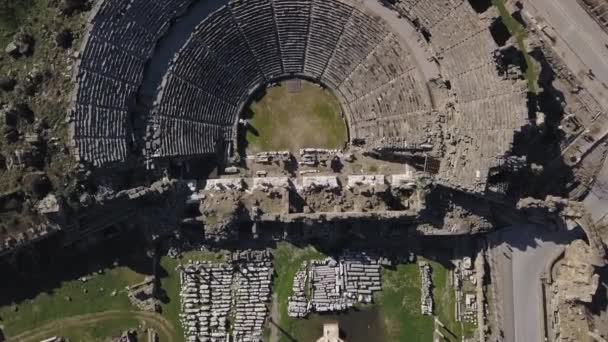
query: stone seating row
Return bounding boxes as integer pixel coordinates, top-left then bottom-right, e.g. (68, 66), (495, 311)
(410, 0), (462, 29)
(303, 0), (354, 78)
(439, 32), (496, 76)
(170, 45), (246, 105)
(348, 70), (430, 123)
(150, 118), (229, 157)
(230, 0), (285, 80)
(339, 33), (416, 103)
(321, 8), (389, 88)
(74, 71), (137, 109)
(457, 92), (528, 131)
(72, 0), (195, 165)
(154, 75), (238, 126)
(90, 0), (191, 58)
(428, 3), (487, 51)
(193, 6), (265, 99)
(151, 0), (411, 159)
(274, 0), (312, 74)
(79, 36), (144, 85)
(73, 137), (129, 166)
(71, 105), (128, 138)
(451, 64), (521, 103)
(352, 110), (435, 144)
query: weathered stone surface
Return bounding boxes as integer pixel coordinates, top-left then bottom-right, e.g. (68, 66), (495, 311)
(37, 194), (61, 215)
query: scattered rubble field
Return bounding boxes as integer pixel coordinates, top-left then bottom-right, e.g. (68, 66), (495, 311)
(245, 80), (347, 153)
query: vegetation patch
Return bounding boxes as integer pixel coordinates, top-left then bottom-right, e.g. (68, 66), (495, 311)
(0, 266), (144, 337)
(271, 242), (326, 341)
(376, 263), (434, 341)
(0, 245), (476, 342)
(245, 80), (347, 153)
(58, 317), (140, 342)
(432, 260), (476, 338)
(0, 0), (87, 242)
(0, 0), (37, 47)
(375, 259), (475, 341)
(493, 0), (539, 93)
(270, 245), (473, 341)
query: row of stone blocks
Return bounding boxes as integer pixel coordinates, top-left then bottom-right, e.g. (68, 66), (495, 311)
(90, 0), (191, 58)
(71, 0), (433, 165)
(75, 0), (485, 165)
(72, 0), (194, 165)
(149, 118), (230, 158)
(398, 0), (464, 30)
(180, 264), (233, 341)
(180, 257), (272, 342)
(230, 0), (284, 80)
(151, 0), (433, 159)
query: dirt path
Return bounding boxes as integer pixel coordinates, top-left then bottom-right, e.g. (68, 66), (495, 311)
(8, 310), (176, 342)
(269, 294), (280, 342)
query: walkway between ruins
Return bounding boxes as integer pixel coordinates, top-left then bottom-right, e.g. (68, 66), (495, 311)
(584, 153), (608, 224)
(523, 0), (608, 110)
(489, 225), (579, 342)
(7, 310), (177, 342)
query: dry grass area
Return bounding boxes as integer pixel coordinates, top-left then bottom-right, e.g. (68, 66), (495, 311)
(245, 80), (347, 154)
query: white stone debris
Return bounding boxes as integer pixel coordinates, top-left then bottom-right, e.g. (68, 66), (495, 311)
(254, 151), (290, 164)
(252, 177), (290, 191)
(346, 175), (386, 189)
(178, 250), (272, 342)
(419, 261), (433, 315)
(301, 176), (339, 192)
(287, 261), (310, 318)
(204, 178), (245, 192)
(287, 252), (385, 317)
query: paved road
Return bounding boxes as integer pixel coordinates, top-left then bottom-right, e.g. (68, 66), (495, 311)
(490, 225), (576, 342)
(523, 0), (608, 110)
(523, 0), (608, 226)
(584, 154), (608, 223)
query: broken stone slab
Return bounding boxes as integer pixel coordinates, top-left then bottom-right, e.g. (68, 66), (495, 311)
(37, 193), (62, 215)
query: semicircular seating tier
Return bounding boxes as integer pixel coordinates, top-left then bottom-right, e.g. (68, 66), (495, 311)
(393, 0), (529, 193)
(71, 0), (528, 195)
(69, 0), (193, 166)
(147, 0), (434, 159)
